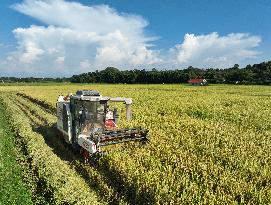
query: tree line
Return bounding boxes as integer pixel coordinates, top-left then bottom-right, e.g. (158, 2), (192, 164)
(71, 61), (271, 85)
(0, 77), (69, 83)
(1, 60), (270, 84)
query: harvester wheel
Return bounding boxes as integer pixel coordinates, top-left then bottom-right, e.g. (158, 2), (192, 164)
(80, 148), (91, 163)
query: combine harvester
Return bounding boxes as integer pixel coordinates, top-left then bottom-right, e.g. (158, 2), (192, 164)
(57, 90), (149, 162)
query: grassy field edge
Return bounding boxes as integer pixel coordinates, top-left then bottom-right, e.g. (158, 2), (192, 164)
(0, 98), (33, 205)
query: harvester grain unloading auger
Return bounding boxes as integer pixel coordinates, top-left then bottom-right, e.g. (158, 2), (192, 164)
(57, 90), (149, 162)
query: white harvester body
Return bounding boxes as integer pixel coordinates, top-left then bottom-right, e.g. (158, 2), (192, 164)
(56, 90), (148, 160)
(57, 96), (72, 143)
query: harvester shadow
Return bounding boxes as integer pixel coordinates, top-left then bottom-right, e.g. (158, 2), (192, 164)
(32, 123), (156, 205)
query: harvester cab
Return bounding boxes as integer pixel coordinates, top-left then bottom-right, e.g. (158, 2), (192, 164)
(57, 90), (148, 161)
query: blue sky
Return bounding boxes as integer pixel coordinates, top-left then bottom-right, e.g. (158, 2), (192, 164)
(0, 0), (270, 77)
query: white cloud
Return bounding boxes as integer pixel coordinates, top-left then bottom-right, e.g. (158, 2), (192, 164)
(18, 42), (44, 64)
(55, 56), (65, 64)
(171, 32), (261, 68)
(80, 59), (91, 70)
(0, 0), (263, 77)
(12, 0), (149, 37)
(5, 0), (159, 76)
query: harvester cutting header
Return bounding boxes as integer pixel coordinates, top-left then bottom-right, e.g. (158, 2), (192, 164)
(57, 90), (149, 161)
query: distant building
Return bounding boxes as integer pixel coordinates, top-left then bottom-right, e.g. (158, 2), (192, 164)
(188, 79), (208, 86)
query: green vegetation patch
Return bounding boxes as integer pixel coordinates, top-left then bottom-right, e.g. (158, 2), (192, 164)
(0, 100), (33, 205)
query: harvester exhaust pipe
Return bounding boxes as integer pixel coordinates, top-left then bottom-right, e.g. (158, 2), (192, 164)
(109, 97), (133, 121)
(126, 104), (132, 121)
(113, 107), (119, 124)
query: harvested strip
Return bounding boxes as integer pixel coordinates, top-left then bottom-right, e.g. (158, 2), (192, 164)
(2, 93), (105, 205)
(14, 94), (55, 124)
(17, 92), (56, 114)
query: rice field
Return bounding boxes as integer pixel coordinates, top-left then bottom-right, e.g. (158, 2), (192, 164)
(0, 83), (270, 204)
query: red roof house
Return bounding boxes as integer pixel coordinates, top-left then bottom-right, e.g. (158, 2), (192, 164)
(188, 79), (208, 86)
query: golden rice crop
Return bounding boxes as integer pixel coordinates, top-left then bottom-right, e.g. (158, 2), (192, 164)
(0, 84), (270, 204)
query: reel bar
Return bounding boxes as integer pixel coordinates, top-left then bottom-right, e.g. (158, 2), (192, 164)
(99, 136), (147, 146)
(97, 128), (149, 146)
